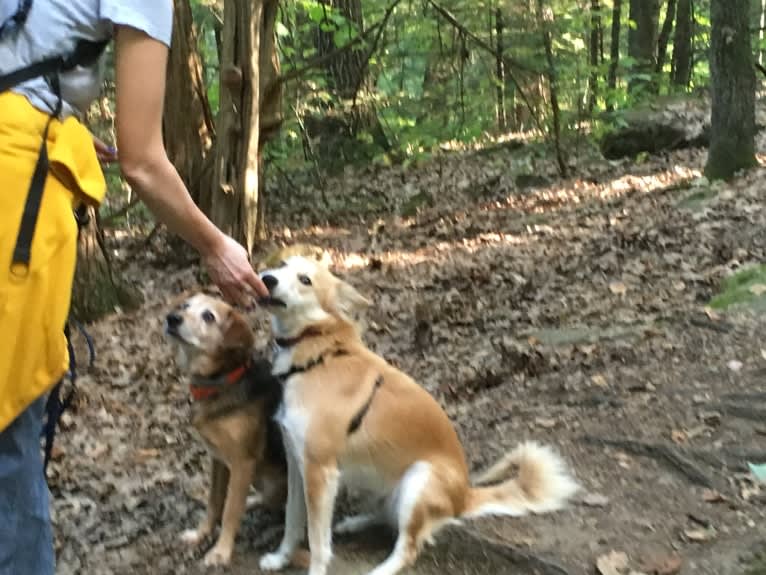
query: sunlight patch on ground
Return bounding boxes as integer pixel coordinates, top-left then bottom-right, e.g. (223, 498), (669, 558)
(330, 232), (529, 271)
(481, 165), (702, 216)
(281, 224), (352, 240)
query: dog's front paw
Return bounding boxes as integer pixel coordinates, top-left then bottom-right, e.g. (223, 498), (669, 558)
(179, 528), (207, 546)
(203, 544), (233, 567)
(260, 551), (290, 571)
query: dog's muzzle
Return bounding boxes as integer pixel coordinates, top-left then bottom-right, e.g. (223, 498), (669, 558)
(258, 274), (287, 307)
(164, 312), (183, 337)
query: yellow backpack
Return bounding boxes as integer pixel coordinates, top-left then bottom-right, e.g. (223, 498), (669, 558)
(0, 7), (109, 452)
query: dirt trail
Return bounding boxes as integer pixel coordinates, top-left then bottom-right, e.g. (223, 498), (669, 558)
(51, 140), (765, 574)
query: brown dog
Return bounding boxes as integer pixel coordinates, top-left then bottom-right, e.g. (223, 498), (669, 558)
(164, 293), (291, 567)
(256, 256), (579, 575)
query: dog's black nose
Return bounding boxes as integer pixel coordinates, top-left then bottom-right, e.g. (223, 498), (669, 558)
(262, 274), (278, 292)
(166, 312), (183, 328)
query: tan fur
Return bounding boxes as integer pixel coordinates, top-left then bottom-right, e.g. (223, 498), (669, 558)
(259, 243), (328, 271)
(257, 257), (579, 575)
(164, 293), (307, 568)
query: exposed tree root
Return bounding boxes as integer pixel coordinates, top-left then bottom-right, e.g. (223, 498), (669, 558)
(582, 435), (715, 489)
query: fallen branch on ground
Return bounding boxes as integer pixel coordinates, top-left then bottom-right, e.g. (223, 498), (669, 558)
(582, 435), (715, 489)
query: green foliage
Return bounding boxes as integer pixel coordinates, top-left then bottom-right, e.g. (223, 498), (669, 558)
(183, 0), (730, 175)
(708, 265), (766, 311)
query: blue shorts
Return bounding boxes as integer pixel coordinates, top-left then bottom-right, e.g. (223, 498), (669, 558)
(0, 396), (54, 575)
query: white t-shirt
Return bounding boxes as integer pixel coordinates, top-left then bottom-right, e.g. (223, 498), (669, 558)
(0, 0), (173, 118)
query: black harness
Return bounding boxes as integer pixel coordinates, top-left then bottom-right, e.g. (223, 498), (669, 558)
(274, 346), (383, 436)
(1, 3), (109, 472)
(274, 348), (350, 380)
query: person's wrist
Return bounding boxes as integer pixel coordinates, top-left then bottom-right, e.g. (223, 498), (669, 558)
(197, 223), (225, 259)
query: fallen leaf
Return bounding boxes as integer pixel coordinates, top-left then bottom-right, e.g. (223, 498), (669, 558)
(687, 424), (709, 438)
(596, 550), (630, 575)
(704, 307), (721, 321)
(609, 281), (628, 296)
(131, 448), (162, 463)
(683, 528), (715, 542)
(582, 492), (610, 507)
(591, 374), (609, 388)
(85, 442), (109, 460)
(701, 489), (727, 503)
(748, 283), (766, 295)
(641, 553), (683, 575)
(727, 360), (743, 372)
(535, 417), (557, 429)
(670, 429), (687, 444)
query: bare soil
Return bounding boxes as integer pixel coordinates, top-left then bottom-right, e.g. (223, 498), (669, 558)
(51, 139), (766, 575)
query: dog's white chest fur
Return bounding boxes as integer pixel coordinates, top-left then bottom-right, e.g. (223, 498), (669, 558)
(275, 391), (309, 467)
(273, 350), (310, 466)
(272, 346), (293, 376)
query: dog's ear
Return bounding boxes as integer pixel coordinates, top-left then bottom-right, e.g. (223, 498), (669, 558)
(335, 280), (371, 318)
(221, 309), (254, 351)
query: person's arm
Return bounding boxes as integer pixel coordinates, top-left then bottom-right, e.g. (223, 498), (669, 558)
(112, 25), (267, 303)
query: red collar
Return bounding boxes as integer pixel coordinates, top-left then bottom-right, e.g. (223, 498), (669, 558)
(189, 364), (248, 401)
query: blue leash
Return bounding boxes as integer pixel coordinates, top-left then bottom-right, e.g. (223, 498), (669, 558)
(41, 321), (95, 473)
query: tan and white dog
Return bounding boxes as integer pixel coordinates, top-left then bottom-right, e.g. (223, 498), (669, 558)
(256, 256), (579, 575)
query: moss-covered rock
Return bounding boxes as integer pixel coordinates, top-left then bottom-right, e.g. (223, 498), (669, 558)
(708, 264), (766, 311)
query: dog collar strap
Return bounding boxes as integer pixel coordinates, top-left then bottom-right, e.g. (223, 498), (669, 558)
(274, 327), (324, 349)
(275, 348), (348, 380)
(190, 364), (248, 401)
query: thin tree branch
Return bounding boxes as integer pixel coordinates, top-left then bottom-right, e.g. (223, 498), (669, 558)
(425, 0), (546, 135)
(277, 1), (399, 86)
(351, 0), (403, 104)
(426, 0), (539, 75)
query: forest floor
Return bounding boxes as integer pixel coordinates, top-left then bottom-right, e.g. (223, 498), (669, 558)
(50, 134), (766, 575)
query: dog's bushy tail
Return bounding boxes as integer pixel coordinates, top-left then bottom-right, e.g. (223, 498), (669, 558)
(462, 441), (579, 519)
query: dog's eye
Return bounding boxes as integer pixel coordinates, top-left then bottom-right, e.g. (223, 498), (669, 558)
(298, 274), (312, 286)
(201, 310), (216, 324)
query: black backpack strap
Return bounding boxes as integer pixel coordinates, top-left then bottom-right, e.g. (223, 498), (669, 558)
(2, 38), (108, 272)
(41, 321), (96, 473)
(0, 38), (109, 93)
(0, 0), (32, 37)
(10, 106), (55, 269)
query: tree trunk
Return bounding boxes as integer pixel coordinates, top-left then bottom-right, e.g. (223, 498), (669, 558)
(670, 0), (692, 88)
(705, 0), (756, 180)
(210, 0), (282, 255)
(607, 0), (621, 111)
(655, 0), (677, 75)
(163, 0), (215, 206)
(760, 0), (765, 65)
(495, 7), (507, 129)
(627, 0), (659, 96)
(71, 211), (142, 323)
(306, 0), (389, 166)
(316, 0), (367, 100)
(588, 0), (601, 112)
(536, 0), (567, 177)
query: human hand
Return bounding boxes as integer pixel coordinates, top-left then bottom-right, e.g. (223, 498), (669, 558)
(202, 234), (269, 306)
(93, 134), (118, 163)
